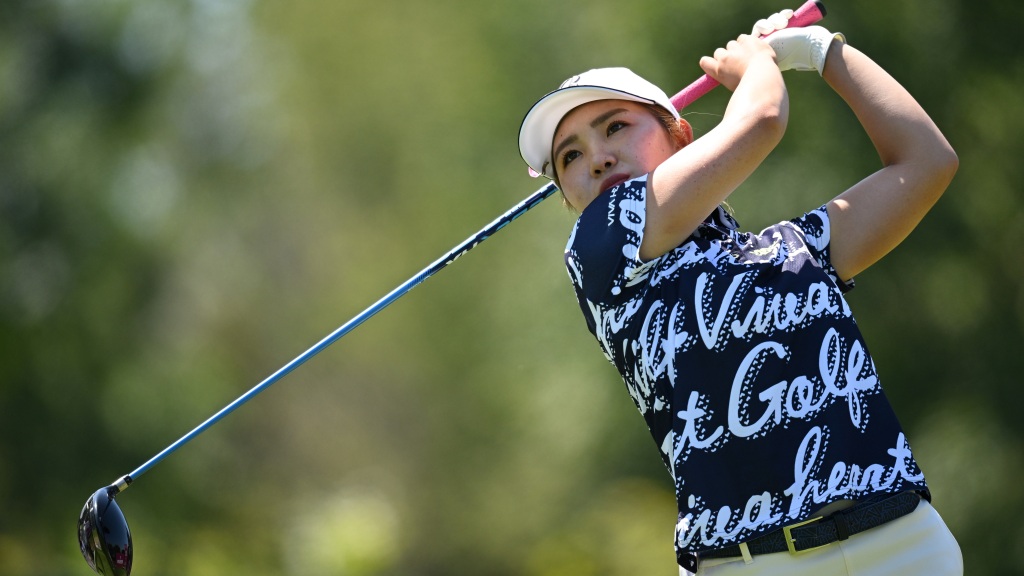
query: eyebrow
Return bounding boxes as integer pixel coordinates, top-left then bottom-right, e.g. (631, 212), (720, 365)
(551, 107), (629, 165)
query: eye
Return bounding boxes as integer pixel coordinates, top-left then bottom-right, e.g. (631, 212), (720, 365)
(607, 120), (628, 135)
(561, 149), (582, 168)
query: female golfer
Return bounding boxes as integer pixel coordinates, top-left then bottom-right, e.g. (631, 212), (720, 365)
(518, 16), (961, 576)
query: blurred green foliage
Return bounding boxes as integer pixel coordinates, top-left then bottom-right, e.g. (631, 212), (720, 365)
(1, 0), (1021, 574)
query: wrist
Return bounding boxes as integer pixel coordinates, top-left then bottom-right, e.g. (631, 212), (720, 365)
(808, 28), (845, 76)
(819, 34), (846, 78)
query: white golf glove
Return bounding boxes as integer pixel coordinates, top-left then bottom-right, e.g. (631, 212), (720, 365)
(752, 11), (845, 75)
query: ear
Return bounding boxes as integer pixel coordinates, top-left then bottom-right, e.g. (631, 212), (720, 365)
(676, 118), (694, 148)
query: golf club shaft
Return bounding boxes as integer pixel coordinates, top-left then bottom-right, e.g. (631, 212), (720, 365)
(110, 0), (826, 493)
(120, 181), (559, 487)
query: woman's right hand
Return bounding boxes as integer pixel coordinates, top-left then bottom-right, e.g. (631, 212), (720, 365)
(698, 34), (779, 92)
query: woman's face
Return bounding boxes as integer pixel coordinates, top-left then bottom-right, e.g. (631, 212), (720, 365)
(552, 99), (680, 212)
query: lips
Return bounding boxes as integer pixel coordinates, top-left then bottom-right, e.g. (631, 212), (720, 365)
(600, 173), (630, 193)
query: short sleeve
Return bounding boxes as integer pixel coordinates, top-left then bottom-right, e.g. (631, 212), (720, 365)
(565, 177), (656, 305)
(788, 205), (855, 292)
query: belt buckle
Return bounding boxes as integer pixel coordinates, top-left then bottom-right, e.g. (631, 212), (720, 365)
(782, 516), (824, 555)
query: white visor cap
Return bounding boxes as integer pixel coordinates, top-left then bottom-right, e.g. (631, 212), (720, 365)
(518, 67), (680, 179)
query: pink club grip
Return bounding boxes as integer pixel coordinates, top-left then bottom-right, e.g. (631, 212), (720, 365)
(669, 0), (826, 111)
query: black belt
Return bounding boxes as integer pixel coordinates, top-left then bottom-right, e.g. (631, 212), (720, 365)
(690, 492), (922, 567)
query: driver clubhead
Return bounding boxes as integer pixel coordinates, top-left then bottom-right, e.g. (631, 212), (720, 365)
(78, 486), (132, 576)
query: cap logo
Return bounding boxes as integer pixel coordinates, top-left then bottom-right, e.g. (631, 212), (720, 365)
(559, 75), (582, 89)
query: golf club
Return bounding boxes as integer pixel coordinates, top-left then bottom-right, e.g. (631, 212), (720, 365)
(77, 2), (826, 573)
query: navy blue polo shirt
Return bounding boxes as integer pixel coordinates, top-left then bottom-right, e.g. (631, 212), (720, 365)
(564, 176), (929, 565)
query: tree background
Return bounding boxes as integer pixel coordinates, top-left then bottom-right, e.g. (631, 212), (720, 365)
(1, 0), (1021, 574)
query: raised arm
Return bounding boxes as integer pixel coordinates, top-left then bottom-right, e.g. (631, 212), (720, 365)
(821, 41), (958, 281)
(641, 35), (789, 261)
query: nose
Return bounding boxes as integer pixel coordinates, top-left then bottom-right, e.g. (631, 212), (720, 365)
(591, 153), (615, 177)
